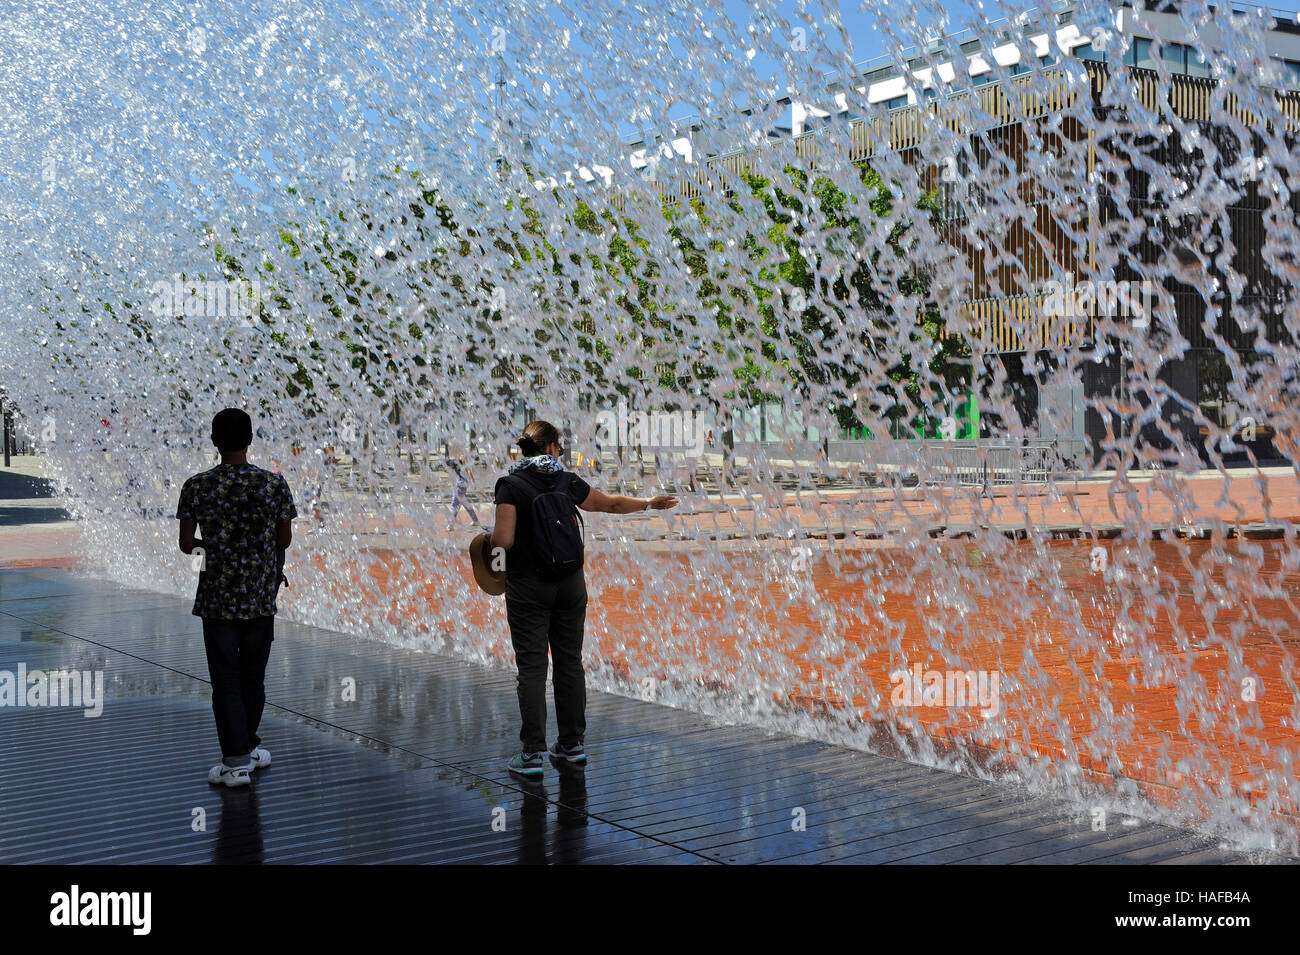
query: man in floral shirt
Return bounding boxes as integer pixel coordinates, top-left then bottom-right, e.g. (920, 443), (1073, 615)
(177, 408), (296, 787)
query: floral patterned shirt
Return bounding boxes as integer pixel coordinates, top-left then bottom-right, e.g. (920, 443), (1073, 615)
(176, 463), (297, 619)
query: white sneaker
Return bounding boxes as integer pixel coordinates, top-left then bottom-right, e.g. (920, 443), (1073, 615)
(249, 746), (271, 770)
(208, 763), (252, 787)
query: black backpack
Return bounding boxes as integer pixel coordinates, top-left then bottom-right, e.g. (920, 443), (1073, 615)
(509, 471), (585, 579)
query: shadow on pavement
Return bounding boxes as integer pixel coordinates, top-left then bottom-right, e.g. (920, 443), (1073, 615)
(0, 469), (56, 500)
(0, 506), (71, 526)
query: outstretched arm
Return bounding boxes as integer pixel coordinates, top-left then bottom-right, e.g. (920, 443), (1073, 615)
(579, 488), (678, 514)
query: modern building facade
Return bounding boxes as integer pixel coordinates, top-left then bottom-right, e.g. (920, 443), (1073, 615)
(611, 1), (1300, 467)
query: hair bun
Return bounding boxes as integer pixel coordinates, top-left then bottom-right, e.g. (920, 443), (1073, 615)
(515, 421), (558, 457)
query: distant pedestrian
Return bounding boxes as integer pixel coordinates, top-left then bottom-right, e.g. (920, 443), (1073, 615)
(489, 420), (677, 778)
(302, 464), (326, 527)
(447, 453), (480, 530)
(176, 408), (297, 787)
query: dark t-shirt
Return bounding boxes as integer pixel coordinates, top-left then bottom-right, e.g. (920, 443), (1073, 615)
(176, 463), (297, 619)
(494, 469), (591, 578)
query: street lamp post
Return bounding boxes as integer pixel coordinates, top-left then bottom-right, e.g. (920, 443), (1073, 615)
(1, 396), (11, 468)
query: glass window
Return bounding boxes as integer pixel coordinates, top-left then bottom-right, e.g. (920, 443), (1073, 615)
(1197, 351), (1265, 441)
(1197, 352), (1229, 429)
(1162, 42), (1187, 73)
(1187, 48), (1212, 78)
(1286, 60), (1300, 90)
(1074, 43), (1105, 62)
(1128, 37), (1155, 70)
(973, 71), (996, 86)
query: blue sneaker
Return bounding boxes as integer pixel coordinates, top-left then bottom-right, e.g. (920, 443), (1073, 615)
(548, 742), (587, 765)
(507, 751), (545, 777)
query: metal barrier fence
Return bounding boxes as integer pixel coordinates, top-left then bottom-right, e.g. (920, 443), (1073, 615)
(918, 439), (1086, 487)
(721, 437), (1087, 487)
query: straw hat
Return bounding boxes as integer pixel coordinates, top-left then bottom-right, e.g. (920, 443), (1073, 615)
(468, 532), (505, 595)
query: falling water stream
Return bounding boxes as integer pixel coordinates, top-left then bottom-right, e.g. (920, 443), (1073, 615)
(2, 0), (1299, 853)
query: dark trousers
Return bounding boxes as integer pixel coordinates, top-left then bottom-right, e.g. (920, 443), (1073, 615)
(504, 571), (588, 753)
(201, 616), (275, 766)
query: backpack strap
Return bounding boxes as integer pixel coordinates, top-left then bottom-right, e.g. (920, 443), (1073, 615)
(506, 470), (546, 504)
(507, 471), (584, 529)
(507, 468), (572, 497)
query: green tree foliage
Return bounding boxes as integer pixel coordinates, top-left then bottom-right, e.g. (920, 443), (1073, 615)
(214, 149), (970, 443)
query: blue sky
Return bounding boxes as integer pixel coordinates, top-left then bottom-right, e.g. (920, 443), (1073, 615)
(720, 0), (983, 66)
(461, 0), (995, 155)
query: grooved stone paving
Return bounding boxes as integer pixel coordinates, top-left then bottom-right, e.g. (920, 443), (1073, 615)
(0, 567), (1278, 864)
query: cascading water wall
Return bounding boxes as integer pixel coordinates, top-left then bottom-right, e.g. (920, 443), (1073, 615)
(2, 0), (1299, 853)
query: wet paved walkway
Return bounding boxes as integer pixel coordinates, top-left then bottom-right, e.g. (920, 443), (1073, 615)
(0, 566), (1281, 864)
(0, 458), (80, 566)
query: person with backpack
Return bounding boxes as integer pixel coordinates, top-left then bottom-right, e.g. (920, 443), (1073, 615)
(490, 419), (677, 777)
